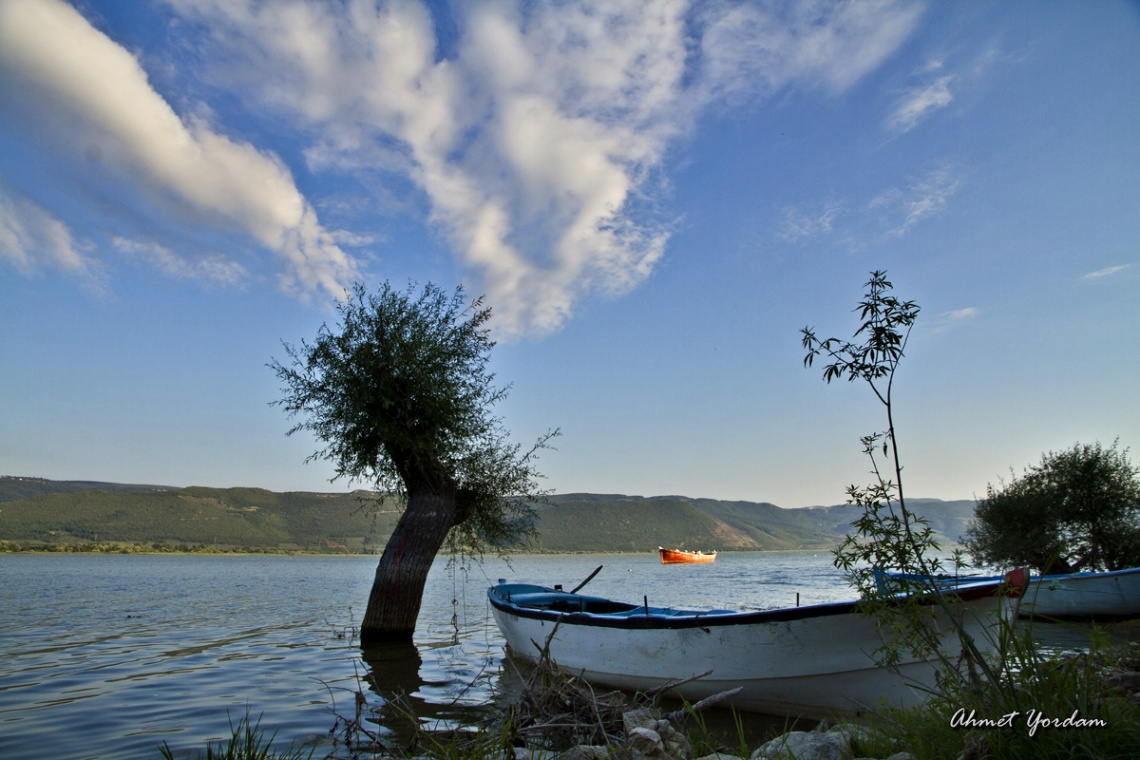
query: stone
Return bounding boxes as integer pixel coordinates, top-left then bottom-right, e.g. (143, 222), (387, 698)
(628, 726), (665, 757)
(665, 737), (693, 760)
(827, 723), (872, 749)
(557, 746), (611, 760)
(624, 707), (661, 734)
(750, 728), (854, 760)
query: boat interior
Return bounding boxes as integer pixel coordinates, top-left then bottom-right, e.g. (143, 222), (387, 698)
(492, 583), (733, 618)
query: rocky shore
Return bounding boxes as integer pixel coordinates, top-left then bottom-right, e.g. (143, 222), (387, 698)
(507, 707), (909, 760)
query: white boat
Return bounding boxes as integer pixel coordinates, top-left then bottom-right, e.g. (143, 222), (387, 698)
(882, 566), (1140, 620)
(488, 575), (1019, 720)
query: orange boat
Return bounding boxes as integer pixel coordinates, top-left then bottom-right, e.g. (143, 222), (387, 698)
(658, 546), (717, 564)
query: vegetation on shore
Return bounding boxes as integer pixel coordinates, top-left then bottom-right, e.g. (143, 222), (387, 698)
(796, 272), (1140, 759)
(270, 281), (561, 642)
(0, 476), (976, 555)
(160, 631), (1140, 760)
(966, 439), (1140, 574)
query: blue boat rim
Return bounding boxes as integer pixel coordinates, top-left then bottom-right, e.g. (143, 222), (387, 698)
(487, 580), (1005, 631)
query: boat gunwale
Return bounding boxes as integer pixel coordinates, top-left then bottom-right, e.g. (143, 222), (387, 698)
(886, 565), (1140, 585)
(487, 580), (1006, 631)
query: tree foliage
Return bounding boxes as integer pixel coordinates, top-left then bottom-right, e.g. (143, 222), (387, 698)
(271, 281), (557, 641)
(966, 440), (1140, 573)
(801, 270), (938, 601)
(802, 271), (999, 686)
(271, 281), (555, 551)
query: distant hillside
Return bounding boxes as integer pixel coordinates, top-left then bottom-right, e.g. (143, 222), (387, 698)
(0, 477), (398, 551)
(0, 476), (176, 501)
(0, 476), (977, 552)
(532, 494), (976, 552)
(530, 494), (839, 552)
(797, 498), (979, 544)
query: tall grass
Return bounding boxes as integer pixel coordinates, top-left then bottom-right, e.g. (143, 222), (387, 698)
(852, 620), (1140, 760)
(158, 713), (311, 760)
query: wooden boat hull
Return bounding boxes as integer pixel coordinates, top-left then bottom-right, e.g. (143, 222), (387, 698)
(885, 566), (1140, 620)
(488, 580), (1013, 720)
(658, 547), (716, 564)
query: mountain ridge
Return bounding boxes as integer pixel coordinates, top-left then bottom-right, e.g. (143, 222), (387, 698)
(0, 476), (977, 553)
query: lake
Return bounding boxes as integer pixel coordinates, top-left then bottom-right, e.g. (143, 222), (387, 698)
(0, 551), (1105, 759)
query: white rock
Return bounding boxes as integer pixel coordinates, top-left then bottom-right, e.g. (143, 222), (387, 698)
(665, 736), (694, 760)
(624, 708), (661, 734)
(628, 726), (665, 756)
(557, 746), (610, 760)
(827, 723), (871, 748)
(751, 729), (854, 760)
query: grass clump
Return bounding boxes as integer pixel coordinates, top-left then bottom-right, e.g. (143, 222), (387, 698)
(853, 636), (1140, 760)
(159, 712), (311, 760)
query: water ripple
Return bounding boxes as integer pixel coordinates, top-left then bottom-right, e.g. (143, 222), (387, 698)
(1, 551), (856, 759)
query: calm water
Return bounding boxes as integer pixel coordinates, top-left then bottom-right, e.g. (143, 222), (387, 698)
(0, 552), (1105, 759)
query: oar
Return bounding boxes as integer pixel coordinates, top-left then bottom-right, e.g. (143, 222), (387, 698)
(570, 565), (603, 594)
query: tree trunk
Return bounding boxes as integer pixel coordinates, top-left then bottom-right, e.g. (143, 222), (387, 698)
(360, 471), (459, 645)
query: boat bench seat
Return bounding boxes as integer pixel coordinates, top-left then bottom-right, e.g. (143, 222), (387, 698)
(508, 592), (639, 615)
(603, 607), (737, 618)
(501, 588), (738, 618)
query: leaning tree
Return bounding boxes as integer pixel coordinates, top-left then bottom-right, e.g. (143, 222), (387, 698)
(271, 281), (557, 644)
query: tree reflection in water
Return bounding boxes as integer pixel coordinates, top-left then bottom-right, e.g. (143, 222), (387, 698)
(357, 640), (500, 747)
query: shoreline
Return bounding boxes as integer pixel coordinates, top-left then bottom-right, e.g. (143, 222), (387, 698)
(0, 541), (837, 557)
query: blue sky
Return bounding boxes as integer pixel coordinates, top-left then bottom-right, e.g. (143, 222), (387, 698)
(2, 0), (1137, 508)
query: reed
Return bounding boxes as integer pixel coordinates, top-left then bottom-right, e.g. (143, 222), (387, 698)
(852, 627), (1140, 760)
(158, 712), (311, 760)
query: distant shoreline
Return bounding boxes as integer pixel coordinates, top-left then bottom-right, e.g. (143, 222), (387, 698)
(0, 541), (836, 557)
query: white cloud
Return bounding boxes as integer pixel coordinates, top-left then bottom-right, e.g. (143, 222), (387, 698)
(0, 189), (104, 287)
(0, 0), (925, 334)
(1082, 264), (1129, 280)
(112, 237), (248, 288)
(696, 0), (924, 102)
(927, 306), (979, 334)
(888, 73), (954, 133)
(778, 202), (845, 243)
(871, 166), (963, 237)
(160, 0), (923, 337)
(0, 0), (358, 301)
(943, 306), (978, 323)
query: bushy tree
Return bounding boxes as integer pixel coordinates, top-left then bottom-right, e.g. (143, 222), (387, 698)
(271, 281), (557, 643)
(966, 441), (1140, 574)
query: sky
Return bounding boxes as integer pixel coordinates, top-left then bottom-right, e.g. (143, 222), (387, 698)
(1, 0), (1137, 509)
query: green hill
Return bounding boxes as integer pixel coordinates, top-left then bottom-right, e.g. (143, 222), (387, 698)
(0, 477), (399, 552)
(530, 494), (838, 552)
(0, 476), (976, 553)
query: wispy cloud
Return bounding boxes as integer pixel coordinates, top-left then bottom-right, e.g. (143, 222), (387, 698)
(0, 0), (358, 301)
(113, 237), (249, 288)
(160, 0), (925, 336)
(1082, 264), (1130, 280)
(870, 166), (963, 237)
(777, 201), (845, 242)
(0, 188), (110, 297)
(695, 0), (924, 102)
(0, 189), (88, 276)
(888, 71), (954, 133)
(928, 306), (979, 333)
(0, 0), (924, 336)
